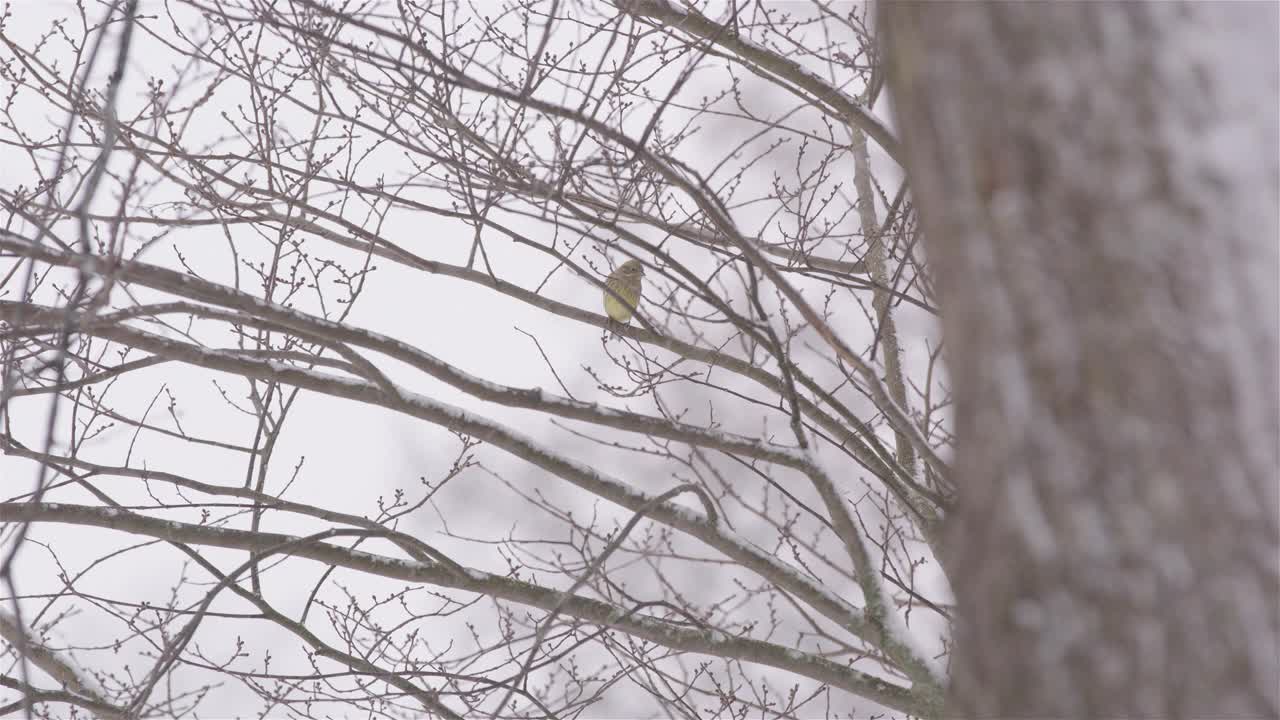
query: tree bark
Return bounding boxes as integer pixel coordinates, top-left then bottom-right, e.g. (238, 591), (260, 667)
(883, 3), (1279, 717)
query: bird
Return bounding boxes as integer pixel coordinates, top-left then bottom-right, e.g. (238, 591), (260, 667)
(603, 258), (644, 329)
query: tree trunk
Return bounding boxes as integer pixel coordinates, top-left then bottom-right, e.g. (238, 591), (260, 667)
(883, 3), (1279, 717)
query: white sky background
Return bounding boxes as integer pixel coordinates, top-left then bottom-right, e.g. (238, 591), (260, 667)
(0, 1), (949, 716)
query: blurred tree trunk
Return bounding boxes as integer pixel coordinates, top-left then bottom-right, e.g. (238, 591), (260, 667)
(883, 3), (1279, 717)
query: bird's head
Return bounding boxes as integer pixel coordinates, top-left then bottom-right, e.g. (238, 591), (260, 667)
(617, 259), (644, 277)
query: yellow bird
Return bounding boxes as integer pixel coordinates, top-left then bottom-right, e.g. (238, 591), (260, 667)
(603, 259), (644, 326)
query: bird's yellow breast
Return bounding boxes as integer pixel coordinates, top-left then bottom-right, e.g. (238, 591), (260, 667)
(604, 290), (638, 323)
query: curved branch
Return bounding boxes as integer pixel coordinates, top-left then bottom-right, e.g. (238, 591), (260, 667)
(0, 300), (886, 660)
(0, 231), (934, 528)
(0, 234), (808, 470)
(0, 613), (127, 720)
(0, 501), (935, 716)
(615, 0), (903, 164)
